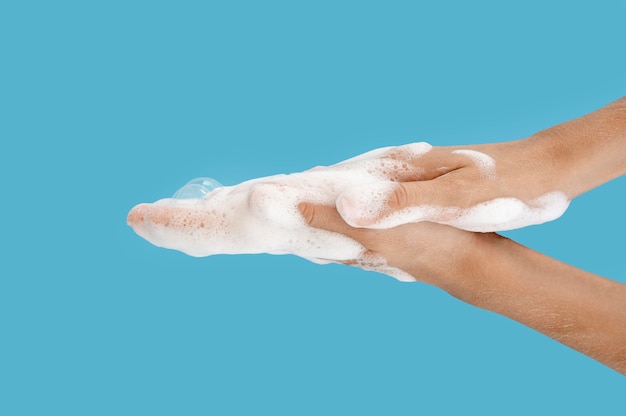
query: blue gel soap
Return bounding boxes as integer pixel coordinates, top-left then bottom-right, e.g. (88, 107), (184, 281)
(172, 177), (223, 199)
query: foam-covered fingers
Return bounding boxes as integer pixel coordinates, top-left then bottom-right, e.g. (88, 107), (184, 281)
(127, 203), (150, 227)
(297, 201), (381, 255)
(126, 201), (221, 256)
(331, 142), (449, 182)
(334, 147), (501, 229)
(297, 202), (371, 262)
(382, 144), (471, 181)
(127, 202), (180, 234)
(336, 178), (462, 229)
(337, 174), (571, 232)
(297, 202), (415, 282)
(127, 201), (209, 230)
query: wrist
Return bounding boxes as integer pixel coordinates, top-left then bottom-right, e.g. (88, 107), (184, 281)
(430, 231), (506, 303)
(526, 97), (626, 198)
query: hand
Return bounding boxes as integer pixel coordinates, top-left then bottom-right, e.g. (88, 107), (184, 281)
(126, 174), (367, 261)
(336, 96), (626, 232)
(299, 201), (626, 375)
(127, 147), (450, 263)
(128, 97), (626, 257)
(334, 140), (570, 232)
(298, 202), (483, 284)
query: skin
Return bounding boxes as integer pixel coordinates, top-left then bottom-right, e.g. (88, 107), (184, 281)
(337, 97), (626, 229)
(298, 206), (626, 375)
(128, 96), (626, 374)
(300, 96), (626, 374)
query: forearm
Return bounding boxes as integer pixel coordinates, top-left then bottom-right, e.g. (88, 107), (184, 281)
(526, 96), (626, 198)
(440, 233), (626, 374)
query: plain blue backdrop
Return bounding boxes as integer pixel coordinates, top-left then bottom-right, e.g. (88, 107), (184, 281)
(1, 1), (625, 414)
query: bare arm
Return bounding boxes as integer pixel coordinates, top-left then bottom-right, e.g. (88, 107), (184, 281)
(298, 204), (626, 374)
(453, 232), (626, 374)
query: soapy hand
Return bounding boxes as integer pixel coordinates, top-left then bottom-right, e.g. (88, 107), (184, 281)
(127, 174), (366, 263)
(126, 140), (573, 267)
(334, 141), (571, 232)
(297, 202), (480, 284)
(127, 96), (626, 374)
(127, 143), (439, 277)
(128, 97), (625, 273)
(126, 141), (575, 273)
(338, 97), (626, 232)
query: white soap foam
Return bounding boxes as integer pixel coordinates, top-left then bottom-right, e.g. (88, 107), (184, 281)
(334, 146), (395, 165)
(449, 191), (571, 231)
(128, 142), (569, 282)
(354, 254), (416, 282)
(336, 181), (398, 227)
(399, 142), (433, 159)
(360, 190), (570, 232)
(131, 180), (364, 260)
(128, 145), (431, 281)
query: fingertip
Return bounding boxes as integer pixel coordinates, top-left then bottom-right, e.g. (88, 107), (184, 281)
(127, 203), (150, 227)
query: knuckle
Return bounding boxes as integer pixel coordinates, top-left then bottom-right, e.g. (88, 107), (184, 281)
(387, 183), (410, 210)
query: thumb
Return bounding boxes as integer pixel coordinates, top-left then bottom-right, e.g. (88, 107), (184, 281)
(298, 202), (359, 238)
(336, 179), (460, 229)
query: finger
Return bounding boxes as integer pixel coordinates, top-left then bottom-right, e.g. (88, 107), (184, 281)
(337, 170), (569, 232)
(333, 146), (497, 228)
(298, 202), (361, 239)
(297, 203), (410, 278)
(331, 143), (465, 183)
(127, 203), (150, 227)
(127, 200), (224, 256)
(381, 144), (469, 182)
(336, 174), (469, 229)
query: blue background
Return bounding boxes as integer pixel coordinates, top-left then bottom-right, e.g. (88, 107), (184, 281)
(2, 1), (625, 414)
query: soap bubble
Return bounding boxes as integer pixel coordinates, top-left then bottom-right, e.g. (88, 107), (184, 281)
(172, 177), (223, 200)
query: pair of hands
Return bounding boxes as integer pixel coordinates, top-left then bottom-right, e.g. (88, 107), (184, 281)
(300, 96), (626, 285)
(298, 138), (572, 284)
(127, 137), (572, 284)
(127, 97), (626, 286)
(128, 97), (626, 373)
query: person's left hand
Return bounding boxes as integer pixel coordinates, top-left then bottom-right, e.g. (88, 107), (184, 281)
(297, 202), (486, 285)
(127, 143), (433, 265)
(127, 142), (488, 283)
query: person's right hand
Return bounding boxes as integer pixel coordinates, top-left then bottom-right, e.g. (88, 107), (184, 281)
(333, 140), (571, 232)
(336, 96), (626, 232)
